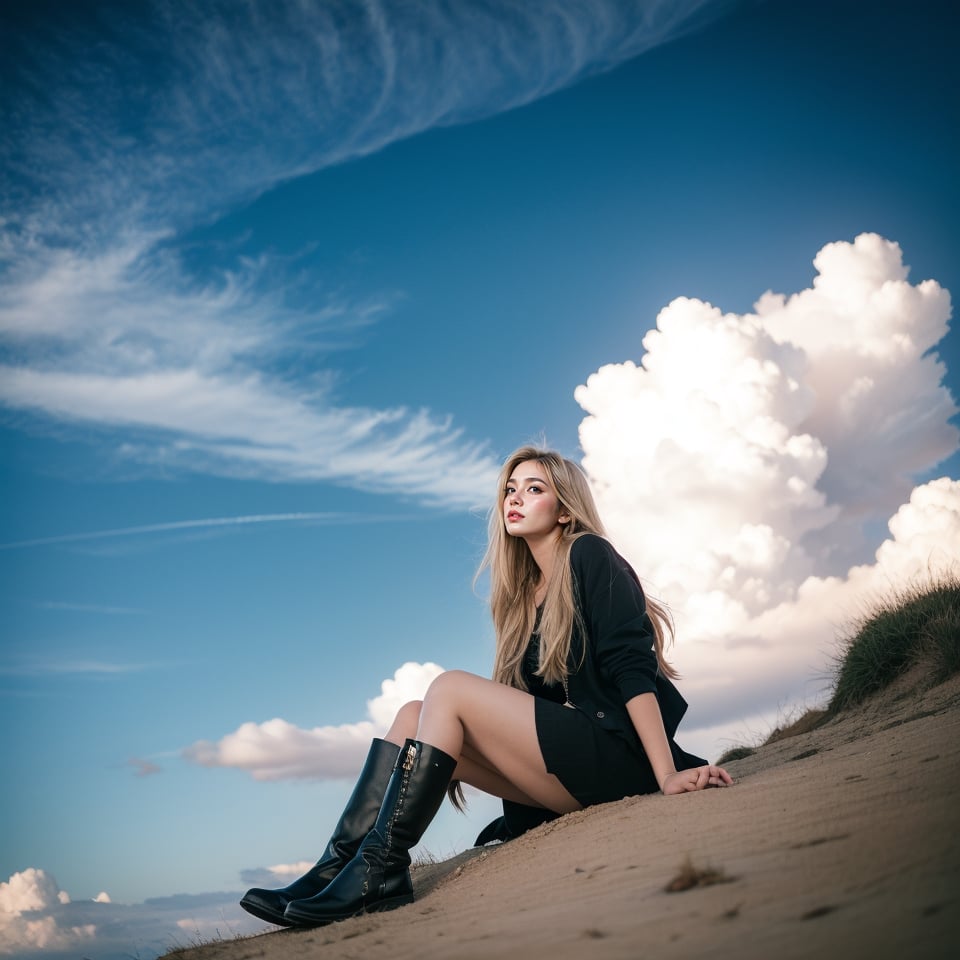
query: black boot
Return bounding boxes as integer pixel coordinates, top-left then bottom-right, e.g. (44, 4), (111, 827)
(239, 738), (401, 926)
(283, 738), (456, 927)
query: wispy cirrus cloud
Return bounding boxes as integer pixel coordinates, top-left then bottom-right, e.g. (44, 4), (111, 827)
(35, 601), (147, 615)
(0, 660), (160, 677)
(1, 0), (738, 508)
(0, 511), (407, 551)
(5, 0), (738, 237)
(126, 757), (163, 778)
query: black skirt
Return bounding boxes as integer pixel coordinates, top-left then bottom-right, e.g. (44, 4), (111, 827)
(473, 691), (708, 846)
(534, 696), (706, 807)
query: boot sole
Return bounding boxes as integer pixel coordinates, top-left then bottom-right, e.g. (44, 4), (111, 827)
(284, 893), (414, 927)
(239, 896), (295, 927)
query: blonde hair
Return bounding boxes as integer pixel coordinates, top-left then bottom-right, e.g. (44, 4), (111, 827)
(479, 445), (678, 688)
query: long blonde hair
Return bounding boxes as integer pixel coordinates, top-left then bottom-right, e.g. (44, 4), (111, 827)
(479, 445), (678, 687)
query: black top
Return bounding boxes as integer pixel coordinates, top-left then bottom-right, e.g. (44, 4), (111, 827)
(561, 534), (688, 745)
(521, 610), (566, 706)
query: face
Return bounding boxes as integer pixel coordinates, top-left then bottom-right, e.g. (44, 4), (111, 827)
(503, 459), (570, 541)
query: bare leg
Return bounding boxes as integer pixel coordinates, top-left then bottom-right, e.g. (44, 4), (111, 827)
(282, 681), (576, 926)
(383, 700), (423, 745)
(416, 671), (581, 814)
(385, 699), (550, 807)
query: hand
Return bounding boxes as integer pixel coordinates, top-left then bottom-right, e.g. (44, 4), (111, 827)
(661, 764), (733, 795)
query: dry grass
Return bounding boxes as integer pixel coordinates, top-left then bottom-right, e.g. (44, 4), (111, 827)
(720, 576), (959, 763)
(664, 855), (734, 893)
(830, 574), (960, 711)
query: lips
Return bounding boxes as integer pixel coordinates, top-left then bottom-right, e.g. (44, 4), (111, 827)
(506, 511), (524, 522)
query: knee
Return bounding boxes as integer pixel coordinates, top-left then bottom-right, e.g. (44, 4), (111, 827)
(385, 699), (422, 738)
(424, 669), (473, 704)
(394, 700), (423, 725)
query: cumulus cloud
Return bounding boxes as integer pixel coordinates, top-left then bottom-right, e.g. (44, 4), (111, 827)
(576, 234), (959, 740)
(178, 237), (957, 769)
(1, 0), (736, 507)
(238, 861), (315, 889)
(184, 661), (444, 780)
(0, 869), (95, 955)
(0, 868), (263, 960)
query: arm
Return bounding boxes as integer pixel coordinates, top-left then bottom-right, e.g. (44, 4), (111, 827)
(628, 692), (733, 793)
(625, 692), (676, 789)
(573, 537), (732, 792)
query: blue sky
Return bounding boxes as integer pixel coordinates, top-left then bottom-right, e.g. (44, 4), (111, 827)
(2, 1), (958, 957)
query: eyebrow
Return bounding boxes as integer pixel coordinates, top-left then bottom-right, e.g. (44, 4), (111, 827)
(507, 476), (549, 486)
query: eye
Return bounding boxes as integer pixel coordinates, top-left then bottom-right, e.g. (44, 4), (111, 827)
(528, 484), (543, 494)
(504, 484), (516, 496)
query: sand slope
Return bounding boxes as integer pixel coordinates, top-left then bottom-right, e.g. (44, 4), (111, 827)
(170, 672), (960, 960)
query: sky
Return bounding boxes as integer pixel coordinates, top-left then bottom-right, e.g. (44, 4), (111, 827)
(2, 0), (958, 956)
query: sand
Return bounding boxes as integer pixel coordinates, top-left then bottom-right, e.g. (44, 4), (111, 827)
(169, 670), (960, 960)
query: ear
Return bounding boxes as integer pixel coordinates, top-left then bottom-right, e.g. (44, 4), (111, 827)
(558, 513), (570, 525)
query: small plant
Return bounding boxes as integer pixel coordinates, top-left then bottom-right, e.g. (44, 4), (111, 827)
(664, 855), (733, 892)
(763, 708), (828, 744)
(717, 745), (755, 764)
(411, 848), (440, 868)
(830, 574), (960, 712)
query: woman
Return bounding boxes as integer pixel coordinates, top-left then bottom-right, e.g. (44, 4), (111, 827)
(240, 445), (731, 928)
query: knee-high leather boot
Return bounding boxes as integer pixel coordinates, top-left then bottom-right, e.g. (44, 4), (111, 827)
(239, 737), (401, 926)
(283, 738), (456, 927)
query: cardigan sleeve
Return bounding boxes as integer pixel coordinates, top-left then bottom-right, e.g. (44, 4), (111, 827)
(570, 534), (660, 702)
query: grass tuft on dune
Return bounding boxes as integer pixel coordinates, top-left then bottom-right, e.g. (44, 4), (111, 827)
(830, 573), (960, 712)
(717, 573), (960, 765)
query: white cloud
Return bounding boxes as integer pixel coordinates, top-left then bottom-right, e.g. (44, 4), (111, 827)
(575, 235), (959, 741)
(0, 869), (95, 955)
(0, 868), (264, 960)
(755, 234), (955, 550)
(184, 661), (444, 780)
(6, 1), (735, 240)
(2, 0), (735, 508)
(0, 265), (499, 508)
(871, 477), (960, 579)
(238, 861), (315, 888)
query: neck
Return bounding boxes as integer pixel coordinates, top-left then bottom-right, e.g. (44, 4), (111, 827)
(525, 533), (560, 595)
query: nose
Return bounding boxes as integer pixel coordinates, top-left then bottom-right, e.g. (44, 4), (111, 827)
(508, 490), (521, 505)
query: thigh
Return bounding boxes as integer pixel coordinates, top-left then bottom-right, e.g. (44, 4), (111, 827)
(453, 747), (543, 807)
(419, 670), (581, 814)
(383, 696), (548, 807)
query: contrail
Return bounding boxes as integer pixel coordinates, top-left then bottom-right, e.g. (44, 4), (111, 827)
(0, 512), (402, 550)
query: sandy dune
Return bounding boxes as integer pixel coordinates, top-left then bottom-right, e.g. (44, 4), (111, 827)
(170, 671), (960, 960)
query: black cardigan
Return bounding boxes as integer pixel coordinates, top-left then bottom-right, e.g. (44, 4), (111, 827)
(474, 533), (704, 845)
(564, 533), (690, 744)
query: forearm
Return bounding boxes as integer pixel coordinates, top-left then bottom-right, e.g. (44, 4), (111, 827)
(625, 692), (676, 791)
